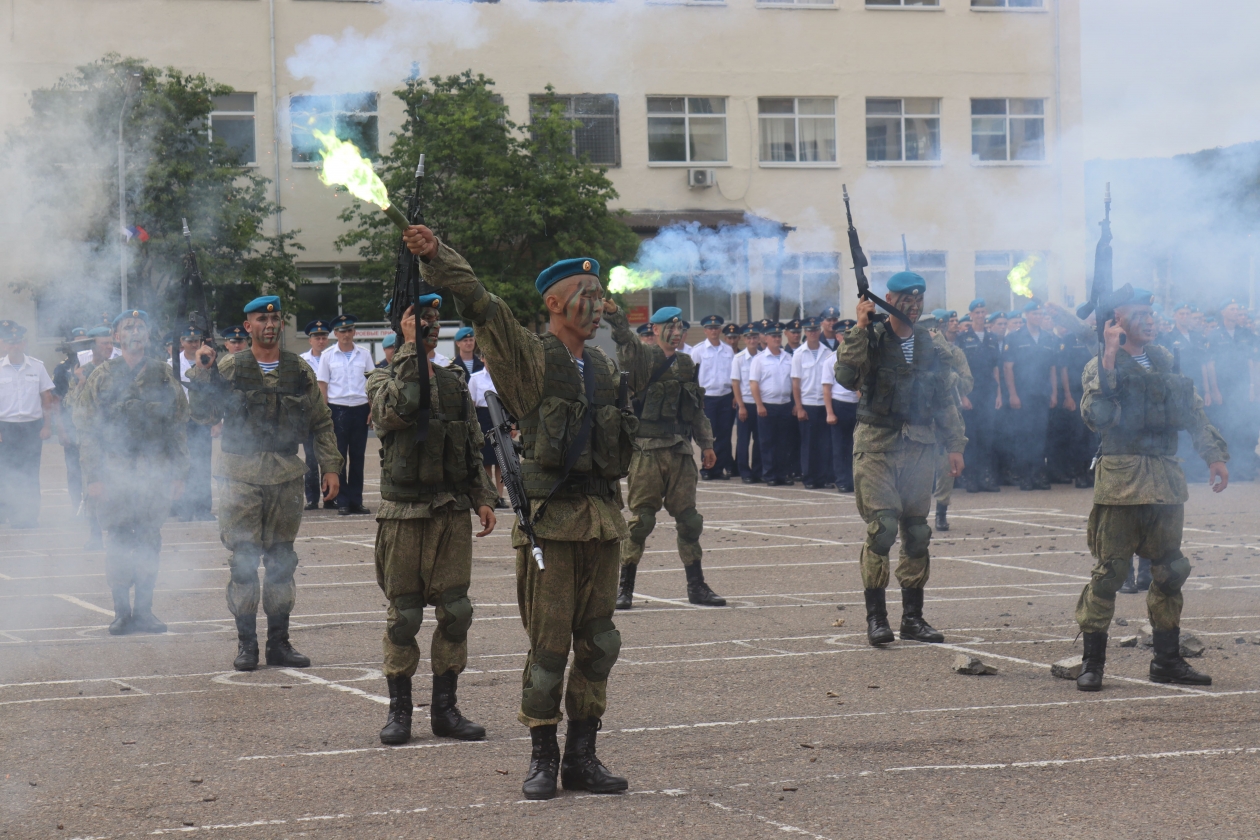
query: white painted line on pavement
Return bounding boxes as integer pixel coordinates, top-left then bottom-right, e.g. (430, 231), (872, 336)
(885, 745), (1260, 773)
(709, 801), (836, 840)
(53, 593), (114, 616)
(279, 668), (390, 705)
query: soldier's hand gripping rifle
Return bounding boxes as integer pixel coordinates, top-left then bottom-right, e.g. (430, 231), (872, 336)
(485, 390), (544, 570)
(176, 218), (216, 375)
(388, 154), (439, 343)
(1076, 184), (1127, 395)
(842, 185), (912, 327)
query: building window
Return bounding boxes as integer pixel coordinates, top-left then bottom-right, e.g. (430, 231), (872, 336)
(529, 94), (620, 166)
(210, 93), (256, 165)
(971, 98), (1045, 162)
(647, 97), (727, 164)
(870, 251), (947, 311)
(759, 0), (837, 7)
(777, 253), (842, 318)
(865, 98), (940, 162)
(975, 251), (1048, 311)
(972, 0), (1043, 8)
(290, 92), (379, 164)
(867, 0), (939, 7)
(758, 98), (836, 164)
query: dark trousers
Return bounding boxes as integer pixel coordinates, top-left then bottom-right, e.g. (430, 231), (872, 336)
(1011, 395), (1051, 477)
(303, 433), (321, 504)
(177, 421), (213, 518)
(785, 408), (802, 478)
(962, 392), (996, 483)
(736, 407), (761, 480)
(1210, 397), (1259, 479)
(756, 402), (795, 483)
(800, 404), (832, 486)
(330, 403), (370, 508)
(828, 399), (857, 490)
(0, 420), (44, 527)
(63, 442), (83, 510)
(703, 393), (736, 477)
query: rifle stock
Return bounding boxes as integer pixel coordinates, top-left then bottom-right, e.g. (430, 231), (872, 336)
(486, 391), (544, 570)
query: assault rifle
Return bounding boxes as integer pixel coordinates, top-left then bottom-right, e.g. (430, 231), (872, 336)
(485, 390), (544, 570)
(841, 185), (911, 326)
(388, 154), (439, 342)
(175, 218), (216, 374)
(1076, 184), (1127, 395)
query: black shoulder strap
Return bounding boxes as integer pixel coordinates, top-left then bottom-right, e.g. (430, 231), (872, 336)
(634, 353), (677, 418)
(531, 353), (597, 527)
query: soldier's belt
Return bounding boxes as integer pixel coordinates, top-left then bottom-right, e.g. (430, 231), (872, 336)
(527, 474), (616, 499)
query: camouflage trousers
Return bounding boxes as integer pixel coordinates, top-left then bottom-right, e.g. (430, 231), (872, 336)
(853, 442), (935, 590)
(621, 446), (703, 568)
(216, 477), (305, 619)
(517, 537), (620, 727)
(97, 466), (174, 592)
(374, 510), (473, 679)
(932, 443), (954, 507)
(1075, 503), (1190, 633)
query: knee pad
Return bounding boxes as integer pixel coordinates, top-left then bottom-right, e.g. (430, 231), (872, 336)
(1151, 553), (1191, 596)
(263, 542), (300, 583)
(226, 578), (260, 617)
(575, 617), (621, 683)
(675, 507), (704, 543)
(868, 510), (899, 556)
(436, 585), (473, 643)
(262, 578), (296, 617)
(229, 544), (262, 585)
(521, 650), (567, 720)
(386, 593), (426, 647)
(903, 517), (932, 556)
(628, 508), (657, 545)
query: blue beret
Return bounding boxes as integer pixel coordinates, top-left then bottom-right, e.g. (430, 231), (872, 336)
(536, 257), (600, 295)
(243, 296), (281, 314)
(819, 306), (841, 319)
(700, 315), (724, 327)
(987, 312), (1004, 324)
(384, 300), (392, 315)
(1172, 301), (1191, 312)
(381, 333), (397, 349)
(0, 320), (26, 341)
(968, 298), (986, 311)
(650, 306), (683, 325)
(636, 323), (653, 336)
(721, 322), (740, 336)
(87, 325), (112, 338)
(330, 314), (357, 330)
(220, 325), (248, 341)
(1007, 311), (1022, 319)
(69, 327), (89, 340)
(959, 314), (971, 323)
(1125, 288), (1155, 307)
(931, 309), (948, 321)
(802, 316), (823, 329)
(416, 293), (442, 309)
(1218, 296), (1240, 311)
(886, 271), (926, 294)
(112, 309), (149, 327)
(1022, 298), (1043, 313)
(454, 326), (474, 341)
(304, 319), (330, 336)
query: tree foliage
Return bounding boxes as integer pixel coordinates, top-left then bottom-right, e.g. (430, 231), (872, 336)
(335, 71), (640, 326)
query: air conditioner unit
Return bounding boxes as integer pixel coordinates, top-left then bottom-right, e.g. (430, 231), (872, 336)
(687, 168), (716, 188)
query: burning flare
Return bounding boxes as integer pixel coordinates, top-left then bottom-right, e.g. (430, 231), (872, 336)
(313, 129), (409, 231)
(608, 265), (663, 295)
(1007, 255), (1040, 299)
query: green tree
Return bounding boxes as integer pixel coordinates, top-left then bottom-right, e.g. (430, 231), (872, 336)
(4, 54), (302, 336)
(335, 71), (640, 326)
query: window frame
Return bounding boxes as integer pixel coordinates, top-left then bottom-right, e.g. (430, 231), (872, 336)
(864, 97), (943, 166)
(757, 0), (838, 10)
(646, 95), (730, 167)
(865, 0), (942, 10)
(757, 97), (839, 168)
(289, 92), (380, 167)
(870, 250), (948, 311)
(970, 0), (1046, 11)
(208, 93), (258, 167)
(529, 93), (621, 167)
(969, 97), (1048, 165)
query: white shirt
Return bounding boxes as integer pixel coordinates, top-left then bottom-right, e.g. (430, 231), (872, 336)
(299, 349), (322, 372)
(78, 347), (121, 366)
(790, 345), (830, 406)
(317, 344), (374, 407)
(172, 353), (196, 393)
(467, 368), (495, 408)
(0, 355), (53, 422)
(733, 348), (759, 402)
(431, 351), (452, 369)
(749, 349), (793, 405)
(821, 353), (860, 404)
(688, 339), (734, 397)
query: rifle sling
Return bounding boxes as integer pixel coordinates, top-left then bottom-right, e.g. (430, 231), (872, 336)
(531, 352), (598, 528)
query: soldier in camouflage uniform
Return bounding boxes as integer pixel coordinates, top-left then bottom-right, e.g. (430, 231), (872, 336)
(606, 305), (724, 609)
(1073, 289), (1228, 691)
(187, 296), (343, 671)
(367, 294), (498, 745)
(923, 309), (973, 532)
(834, 272), (967, 648)
(404, 226), (635, 800)
(75, 310), (189, 635)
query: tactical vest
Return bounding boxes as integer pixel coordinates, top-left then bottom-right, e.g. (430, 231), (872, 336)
(518, 335), (636, 500)
(219, 351), (309, 456)
(1098, 348), (1196, 457)
(856, 325), (947, 429)
(378, 365), (481, 502)
(99, 359), (183, 459)
(634, 352), (703, 439)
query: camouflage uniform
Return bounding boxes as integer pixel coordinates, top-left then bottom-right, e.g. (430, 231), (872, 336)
(931, 332), (973, 526)
(75, 355), (188, 632)
(605, 308), (723, 608)
(188, 350), (342, 667)
(835, 321), (966, 645)
(418, 243), (633, 730)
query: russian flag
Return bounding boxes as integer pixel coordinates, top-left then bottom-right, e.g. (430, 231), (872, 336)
(122, 225), (150, 243)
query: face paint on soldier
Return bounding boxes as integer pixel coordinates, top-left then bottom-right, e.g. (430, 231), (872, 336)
(885, 290), (924, 326)
(655, 320), (686, 352)
(545, 274), (605, 345)
(114, 318), (150, 358)
(247, 311), (284, 349)
(1117, 304), (1156, 349)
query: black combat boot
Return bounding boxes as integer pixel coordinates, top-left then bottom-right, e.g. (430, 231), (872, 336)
(1033, 467), (1052, 491)
(522, 724), (561, 800)
(1135, 557), (1152, 591)
(935, 503), (950, 532)
(379, 675), (413, 745)
(233, 614), (259, 671)
(964, 472), (981, 494)
(898, 587), (945, 643)
(108, 587), (132, 636)
(431, 671), (486, 741)
(561, 718), (628, 794)
(129, 582), (166, 634)
(1118, 559), (1138, 594)
(1149, 628), (1212, 685)
(265, 615), (311, 667)
(863, 588), (895, 646)
(1076, 631), (1107, 691)
(684, 561), (727, 606)
(981, 469), (1001, 492)
(616, 564), (636, 611)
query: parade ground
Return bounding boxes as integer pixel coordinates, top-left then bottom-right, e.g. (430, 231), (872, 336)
(3, 443), (1259, 840)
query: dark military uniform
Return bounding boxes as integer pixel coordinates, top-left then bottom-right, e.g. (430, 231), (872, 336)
(1056, 330), (1097, 486)
(1158, 328), (1211, 483)
(957, 327), (1000, 491)
(367, 339), (497, 744)
(1206, 325), (1258, 480)
(607, 307), (724, 608)
(1002, 326), (1058, 488)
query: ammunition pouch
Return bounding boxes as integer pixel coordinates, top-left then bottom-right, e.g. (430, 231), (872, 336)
(1099, 354), (1195, 457)
(856, 326), (944, 429)
(379, 367), (481, 502)
(220, 351), (309, 456)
